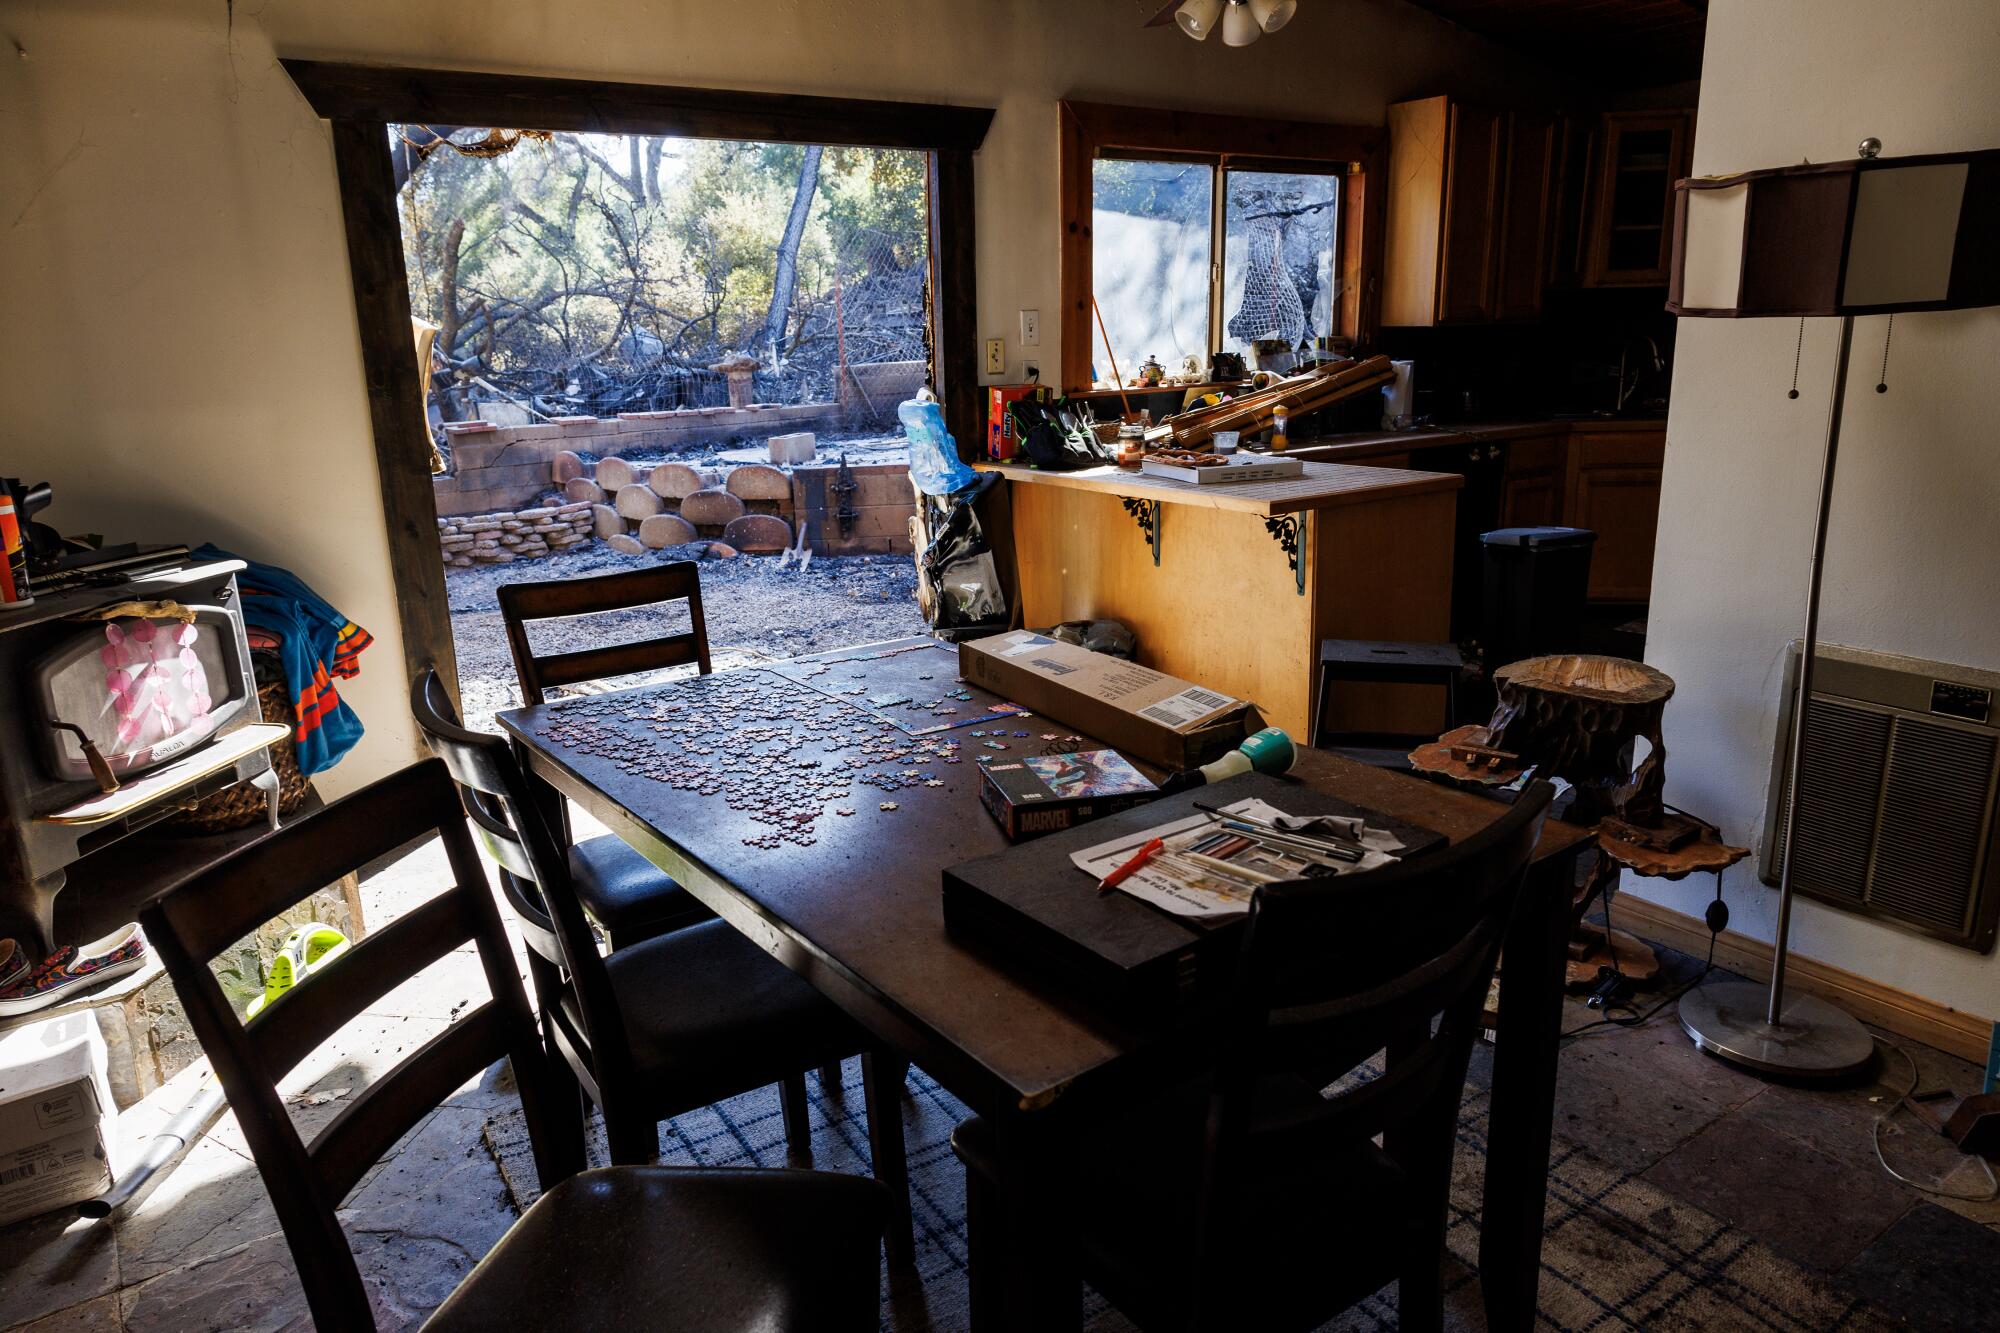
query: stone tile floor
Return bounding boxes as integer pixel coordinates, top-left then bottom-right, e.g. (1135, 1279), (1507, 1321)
(4, 831), (1996, 1332)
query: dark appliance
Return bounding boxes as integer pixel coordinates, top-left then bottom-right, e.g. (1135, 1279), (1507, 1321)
(1479, 527), (1597, 671)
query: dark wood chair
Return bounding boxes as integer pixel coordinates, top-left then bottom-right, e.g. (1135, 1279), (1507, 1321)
(139, 758), (888, 1332)
(499, 562), (716, 950)
(951, 782), (1555, 1333)
(411, 668), (915, 1264)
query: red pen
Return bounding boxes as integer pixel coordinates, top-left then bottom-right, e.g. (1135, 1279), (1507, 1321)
(1097, 838), (1164, 894)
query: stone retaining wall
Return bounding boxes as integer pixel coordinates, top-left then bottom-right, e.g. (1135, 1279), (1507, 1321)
(438, 500), (594, 567)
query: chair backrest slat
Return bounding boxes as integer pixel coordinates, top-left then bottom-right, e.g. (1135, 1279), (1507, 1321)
(150, 766), (449, 963)
(139, 759), (563, 1332)
(309, 1002), (514, 1202)
(527, 635), (705, 694)
(499, 562), (711, 706)
(247, 887), (474, 1077)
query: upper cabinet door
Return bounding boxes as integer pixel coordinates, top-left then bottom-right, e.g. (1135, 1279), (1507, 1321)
(1494, 111), (1556, 321)
(1437, 104), (1504, 323)
(1585, 111), (1690, 287)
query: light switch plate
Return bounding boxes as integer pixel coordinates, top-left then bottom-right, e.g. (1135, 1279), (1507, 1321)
(1020, 309), (1040, 347)
(985, 338), (1005, 375)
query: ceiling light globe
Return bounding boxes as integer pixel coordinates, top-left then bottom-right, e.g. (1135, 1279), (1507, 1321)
(1221, 0), (1263, 45)
(1250, 0), (1297, 32)
(1175, 0), (1223, 40)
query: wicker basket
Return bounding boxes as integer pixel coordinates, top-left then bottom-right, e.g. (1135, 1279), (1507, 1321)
(168, 679), (311, 834)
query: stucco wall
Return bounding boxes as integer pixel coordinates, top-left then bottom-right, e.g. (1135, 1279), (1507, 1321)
(1638, 0), (2000, 1017)
(2, 0), (1532, 796)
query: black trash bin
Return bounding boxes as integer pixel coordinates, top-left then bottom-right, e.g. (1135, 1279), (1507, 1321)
(1480, 526), (1596, 672)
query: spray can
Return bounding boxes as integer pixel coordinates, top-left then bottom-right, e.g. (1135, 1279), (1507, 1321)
(0, 495), (31, 606)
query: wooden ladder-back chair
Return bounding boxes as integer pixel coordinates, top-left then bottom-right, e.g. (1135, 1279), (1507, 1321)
(410, 667), (914, 1264)
(953, 782), (1555, 1333)
(498, 561), (717, 949)
(139, 758), (889, 1331)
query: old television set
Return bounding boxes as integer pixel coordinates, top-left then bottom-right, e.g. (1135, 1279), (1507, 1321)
(32, 604), (256, 783)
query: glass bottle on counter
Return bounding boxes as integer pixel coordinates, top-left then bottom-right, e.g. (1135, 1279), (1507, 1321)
(1270, 406), (1290, 452)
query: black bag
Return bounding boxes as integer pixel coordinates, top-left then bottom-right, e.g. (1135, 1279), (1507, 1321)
(1008, 397), (1110, 471)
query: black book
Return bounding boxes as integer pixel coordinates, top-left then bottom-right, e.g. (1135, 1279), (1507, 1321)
(941, 773), (1446, 1021)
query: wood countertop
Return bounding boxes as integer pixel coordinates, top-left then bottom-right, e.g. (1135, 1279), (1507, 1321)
(974, 459), (1462, 517)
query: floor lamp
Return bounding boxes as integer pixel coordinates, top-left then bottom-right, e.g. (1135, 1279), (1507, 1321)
(1667, 139), (2000, 1078)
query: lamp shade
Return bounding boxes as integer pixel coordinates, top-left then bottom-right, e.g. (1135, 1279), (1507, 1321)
(1222, 1), (1263, 46)
(1175, 0), (1223, 40)
(1668, 148), (2000, 317)
(1251, 0), (1297, 32)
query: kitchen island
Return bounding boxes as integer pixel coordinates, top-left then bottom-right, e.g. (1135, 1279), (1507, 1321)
(979, 459), (1462, 740)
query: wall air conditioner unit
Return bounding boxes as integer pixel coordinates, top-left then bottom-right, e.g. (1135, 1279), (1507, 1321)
(1763, 642), (2000, 953)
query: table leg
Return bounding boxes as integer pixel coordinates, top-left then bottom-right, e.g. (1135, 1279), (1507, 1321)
(969, 1109), (1081, 1333)
(1480, 848), (1579, 1332)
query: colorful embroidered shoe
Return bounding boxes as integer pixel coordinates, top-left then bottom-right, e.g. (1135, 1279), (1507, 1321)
(0, 925), (149, 1018)
(245, 925), (351, 1020)
(0, 939), (26, 994)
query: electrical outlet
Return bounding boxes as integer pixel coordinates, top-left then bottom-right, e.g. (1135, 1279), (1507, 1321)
(985, 338), (1005, 375)
(1020, 309), (1040, 347)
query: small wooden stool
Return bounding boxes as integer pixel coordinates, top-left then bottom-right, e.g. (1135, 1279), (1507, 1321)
(1314, 639), (1463, 748)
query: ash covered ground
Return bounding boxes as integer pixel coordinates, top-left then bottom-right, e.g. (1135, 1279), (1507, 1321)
(448, 543), (926, 729)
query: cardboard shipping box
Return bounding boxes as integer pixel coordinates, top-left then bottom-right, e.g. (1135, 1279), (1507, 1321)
(0, 1011), (118, 1227)
(959, 632), (1262, 770)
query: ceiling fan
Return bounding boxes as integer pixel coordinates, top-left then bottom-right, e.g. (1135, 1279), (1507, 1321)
(1145, 0), (1298, 46)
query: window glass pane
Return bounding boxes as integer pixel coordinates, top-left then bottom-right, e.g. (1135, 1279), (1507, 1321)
(1222, 169), (1339, 365)
(1091, 158), (1214, 386)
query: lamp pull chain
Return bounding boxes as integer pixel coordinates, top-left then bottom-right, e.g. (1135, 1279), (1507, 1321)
(1876, 314), (1894, 393)
(1788, 317), (1806, 399)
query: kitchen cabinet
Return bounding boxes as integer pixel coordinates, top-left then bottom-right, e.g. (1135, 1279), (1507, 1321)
(1565, 427), (1665, 600)
(1383, 97), (1555, 326)
(1585, 112), (1692, 287)
(1498, 432), (1567, 529)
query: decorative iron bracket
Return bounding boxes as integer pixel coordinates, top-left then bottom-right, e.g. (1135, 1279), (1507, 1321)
(1263, 513), (1307, 596)
(1121, 497), (1162, 566)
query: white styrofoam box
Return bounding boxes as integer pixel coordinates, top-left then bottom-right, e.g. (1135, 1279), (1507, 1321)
(0, 1010), (118, 1224)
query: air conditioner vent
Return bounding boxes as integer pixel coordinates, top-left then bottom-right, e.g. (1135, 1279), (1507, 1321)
(1763, 643), (2000, 954)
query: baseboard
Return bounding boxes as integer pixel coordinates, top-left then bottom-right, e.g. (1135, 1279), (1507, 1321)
(1613, 894), (1996, 1065)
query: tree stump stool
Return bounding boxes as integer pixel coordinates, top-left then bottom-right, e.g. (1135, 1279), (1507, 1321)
(1488, 655), (1675, 825)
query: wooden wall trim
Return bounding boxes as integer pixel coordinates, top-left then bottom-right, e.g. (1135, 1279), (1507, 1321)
(283, 60), (995, 152)
(1057, 99), (1386, 391)
(1613, 893), (1996, 1064)
(328, 118), (459, 704)
(929, 148), (981, 461)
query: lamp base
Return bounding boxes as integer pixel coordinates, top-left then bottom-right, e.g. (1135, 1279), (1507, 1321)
(1678, 980), (1874, 1079)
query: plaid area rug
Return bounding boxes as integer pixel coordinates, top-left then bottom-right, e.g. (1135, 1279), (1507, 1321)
(482, 1059), (1895, 1332)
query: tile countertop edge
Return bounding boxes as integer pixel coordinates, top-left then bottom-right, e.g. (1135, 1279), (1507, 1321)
(971, 460), (1463, 517)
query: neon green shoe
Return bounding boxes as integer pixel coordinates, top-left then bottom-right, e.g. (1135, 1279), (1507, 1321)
(244, 926), (350, 1020)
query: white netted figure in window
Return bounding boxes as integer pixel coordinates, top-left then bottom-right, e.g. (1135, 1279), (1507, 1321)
(1227, 215), (1308, 350)
(1224, 171), (1339, 356)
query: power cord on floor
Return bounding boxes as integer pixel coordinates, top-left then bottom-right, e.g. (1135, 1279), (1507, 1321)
(1560, 840), (1727, 1044)
(1869, 1036), (2000, 1203)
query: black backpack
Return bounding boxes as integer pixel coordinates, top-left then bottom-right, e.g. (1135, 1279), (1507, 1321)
(1008, 397), (1111, 471)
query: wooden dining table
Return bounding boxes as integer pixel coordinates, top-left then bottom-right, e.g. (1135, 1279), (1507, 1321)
(498, 636), (1591, 1331)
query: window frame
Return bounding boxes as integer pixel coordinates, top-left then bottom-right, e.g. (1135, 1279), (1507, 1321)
(1058, 100), (1385, 395)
